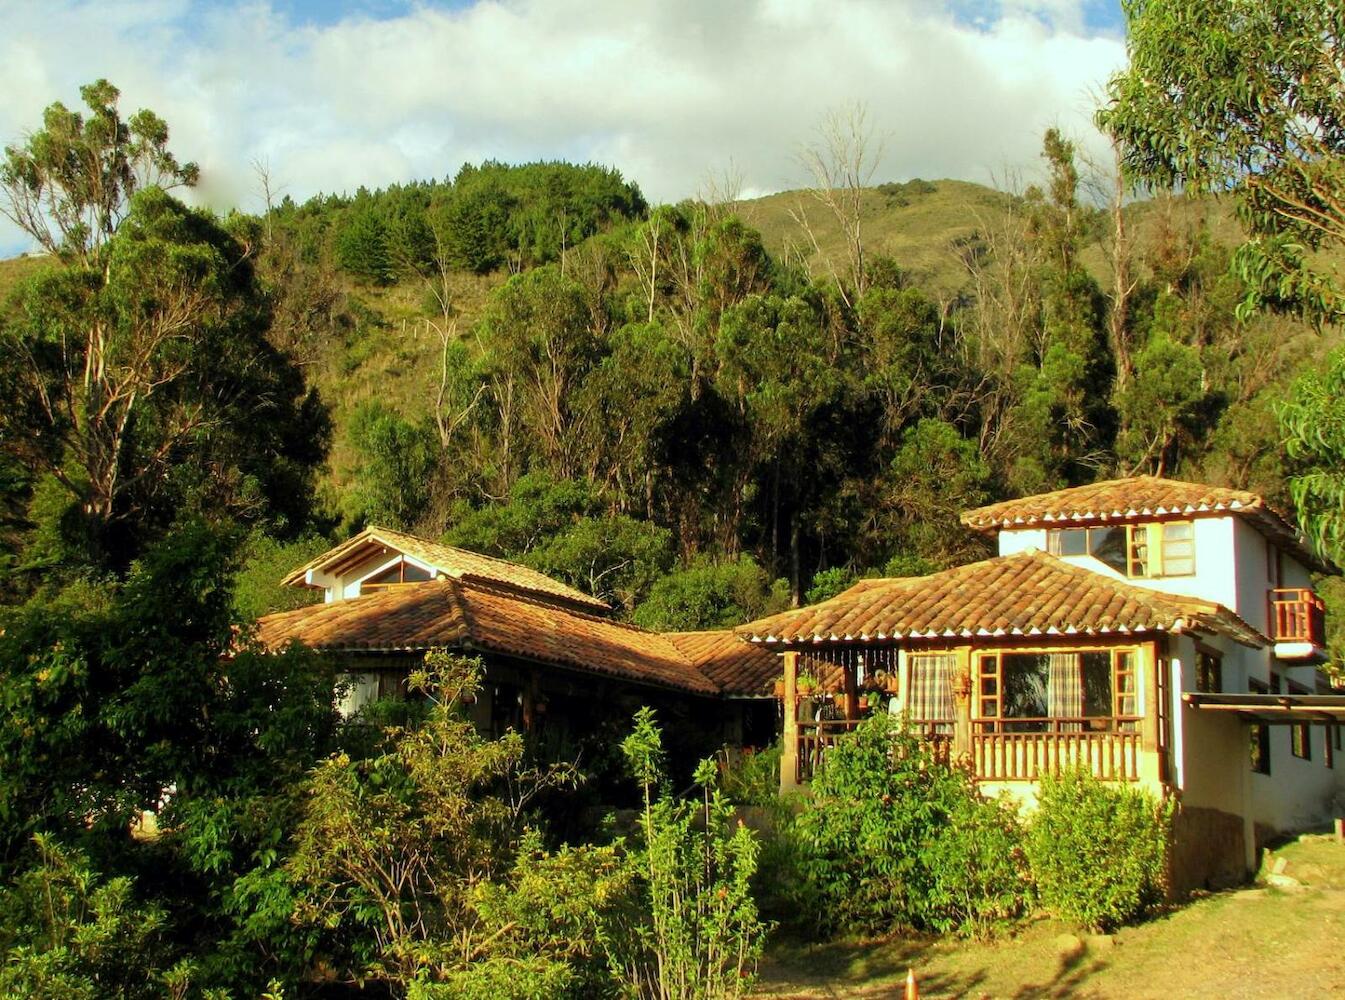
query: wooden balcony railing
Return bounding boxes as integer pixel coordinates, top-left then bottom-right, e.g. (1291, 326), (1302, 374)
(1269, 588), (1326, 646)
(972, 719), (1142, 782)
(795, 719), (952, 784)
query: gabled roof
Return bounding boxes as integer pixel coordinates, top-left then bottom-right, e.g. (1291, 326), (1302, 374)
(258, 577), (719, 695)
(736, 549), (1266, 647)
(960, 476), (1333, 574)
(280, 526), (610, 612)
(258, 579), (792, 697)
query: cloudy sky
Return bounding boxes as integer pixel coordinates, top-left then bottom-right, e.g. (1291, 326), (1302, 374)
(1, 0), (1129, 255)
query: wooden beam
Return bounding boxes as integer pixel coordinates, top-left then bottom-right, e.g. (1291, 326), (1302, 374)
(781, 650), (800, 792)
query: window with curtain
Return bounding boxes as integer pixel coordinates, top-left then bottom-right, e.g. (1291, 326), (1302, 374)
(906, 653), (956, 735)
(981, 649), (1133, 732)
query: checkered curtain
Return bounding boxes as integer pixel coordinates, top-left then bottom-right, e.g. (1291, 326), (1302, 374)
(1047, 653), (1083, 731)
(907, 653), (956, 734)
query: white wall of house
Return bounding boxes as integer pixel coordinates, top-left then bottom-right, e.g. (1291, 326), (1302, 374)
(1167, 631), (1341, 845)
(996, 515), (1316, 634)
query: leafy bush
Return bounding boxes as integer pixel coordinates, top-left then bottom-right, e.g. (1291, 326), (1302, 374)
(0, 835), (172, 1000)
(782, 715), (1029, 937)
(1024, 769), (1173, 931)
(615, 708), (768, 999)
(718, 742), (782, 808)
(631, 555), (789, 631)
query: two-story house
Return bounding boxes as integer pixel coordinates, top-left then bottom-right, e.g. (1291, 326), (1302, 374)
(258, 479), (1345, 891)
(740, 477), (1345, 891)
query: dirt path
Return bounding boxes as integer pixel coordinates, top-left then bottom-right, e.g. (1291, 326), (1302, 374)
(757, 835), (1345, 999)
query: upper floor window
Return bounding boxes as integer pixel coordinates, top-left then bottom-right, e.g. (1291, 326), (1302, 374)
(1196, 647), (1223, 693)
(361, 557), (432, 594)
(1047, 521), (1195, 579)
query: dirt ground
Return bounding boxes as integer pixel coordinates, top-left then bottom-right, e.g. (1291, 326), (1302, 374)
(756, 834), (1345, 999)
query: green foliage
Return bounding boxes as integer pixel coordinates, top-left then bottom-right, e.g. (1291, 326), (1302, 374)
(344, 402), (440, 531)
(0, 835), (172, 1000)
(804, 566), (857, 605)
(1, 78), (198, 264)
(782, 715), (1030, 937)
(232, 530), (329, 622)
(523, 513), (673, 611)
(631, 555), (789, 631)
(1099, 0), (1345, 323)
(717, 743), (783, 808)
(614, 708), (767, 999)
(335, 205), (393, 285)
(1282, 347), (1345, 564)
(286, 650), (590, 988)
(0, 183), (329, 570)
(1025, 769), (1172, 931)
(877, 418), (993, 567)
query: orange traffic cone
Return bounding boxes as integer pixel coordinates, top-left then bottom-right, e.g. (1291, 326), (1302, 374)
(905, 968), (918, 1000)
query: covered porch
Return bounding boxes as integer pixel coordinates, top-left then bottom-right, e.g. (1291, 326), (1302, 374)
(775, 642), (1162, 792)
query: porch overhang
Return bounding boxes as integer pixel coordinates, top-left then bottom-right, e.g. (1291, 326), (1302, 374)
(1183, 692), (1345, 724)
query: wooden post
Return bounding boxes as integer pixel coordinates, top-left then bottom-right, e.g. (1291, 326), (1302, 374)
(842, 653), (860, 720)
(1141, 641), (1161, 754)
(521, 669), (540, 732)
(952, 646), (973, 762)
(781, 650), (800, 792)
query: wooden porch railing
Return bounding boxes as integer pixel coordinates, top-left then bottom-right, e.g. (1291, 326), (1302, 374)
(795, 719), (952, 784)
(972, 720), (1142, 782)
(1269, 588), (1325, 646)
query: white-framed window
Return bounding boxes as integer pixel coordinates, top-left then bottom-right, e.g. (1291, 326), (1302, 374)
(1047, 521), (1196, 579)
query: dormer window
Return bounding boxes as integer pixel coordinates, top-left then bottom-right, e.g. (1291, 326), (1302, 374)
(361, 557), (432, 594)
(1048, 521), (1195, 579)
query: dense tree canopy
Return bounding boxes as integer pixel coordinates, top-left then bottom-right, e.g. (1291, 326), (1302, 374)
(1098, 0), (1345, 323)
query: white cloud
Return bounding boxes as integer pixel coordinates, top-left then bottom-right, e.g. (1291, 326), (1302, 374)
(0, 0), (1126, 254)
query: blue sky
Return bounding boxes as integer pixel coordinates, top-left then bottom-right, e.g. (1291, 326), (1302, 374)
(2, 0), (1131, 255)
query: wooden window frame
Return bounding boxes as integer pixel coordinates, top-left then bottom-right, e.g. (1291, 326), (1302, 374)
(1195, 645), (1223, 694)
(360, 556), (433, 594)
(975, 646), (1141, 734)
(1047, 521), (1196, 580)
(1248, 678), (1271, 775)
(1292, 723), (1312, 760)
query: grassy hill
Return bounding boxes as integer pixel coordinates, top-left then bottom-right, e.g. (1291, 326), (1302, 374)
(0, 179), (1331, 508)
(736, 179), (1014, 298)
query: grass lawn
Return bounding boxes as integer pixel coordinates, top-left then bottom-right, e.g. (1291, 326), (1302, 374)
(757, 833), (1345, 998)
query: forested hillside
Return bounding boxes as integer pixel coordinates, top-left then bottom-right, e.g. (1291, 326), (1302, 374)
(3, 3), (1345, 988)
(2, 131), (1338, 626)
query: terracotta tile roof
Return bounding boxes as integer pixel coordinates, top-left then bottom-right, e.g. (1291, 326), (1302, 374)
(736, 550), (1266, 647)
(960, 476), (1333, 573)
(666, 631), (783, 697)
(279, 526), (609, 611)
(257, 578), (720, 695)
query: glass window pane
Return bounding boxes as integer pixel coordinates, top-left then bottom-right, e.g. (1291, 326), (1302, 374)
(1002, 654), (1049, 718)
(1128, 526), (1151, 577)
(1051, 528), (1087, 556)
(1081, 652), (1113, 717)
(401, 562), (432, 582)
(1089, 526), (1129, 574)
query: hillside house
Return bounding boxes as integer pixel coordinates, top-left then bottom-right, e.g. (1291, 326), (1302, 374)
(741, 477), (1345, 889)
(257, 527), (781, 767)
(257, 478), (1345, 890)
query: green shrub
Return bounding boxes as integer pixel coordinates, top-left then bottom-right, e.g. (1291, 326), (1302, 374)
(615, 707), (768, 999)
(718, 742), (782, 808)
(0, 835), (172, 1000)
(1025, 769), (1173, 931)
(782, 714), (1029, 937)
